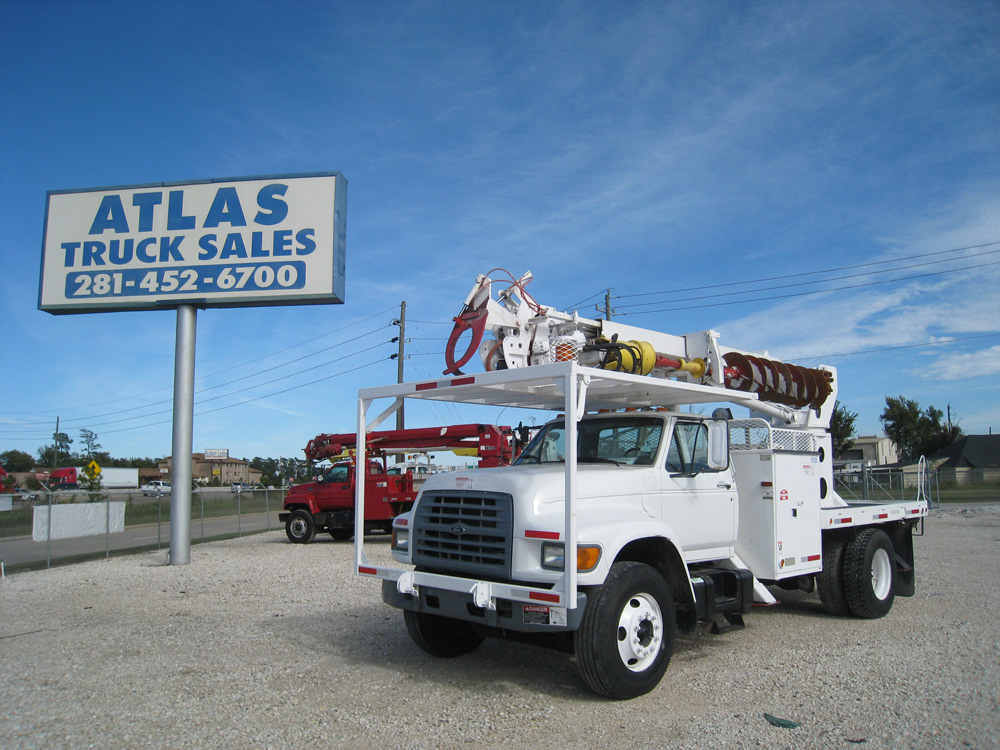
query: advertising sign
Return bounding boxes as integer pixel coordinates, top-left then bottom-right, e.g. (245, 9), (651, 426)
(39, 172), (346, 313)
(204, 449), (229, 459)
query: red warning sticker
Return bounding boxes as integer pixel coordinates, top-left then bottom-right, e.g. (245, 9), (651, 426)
(523, 604), (551, 625)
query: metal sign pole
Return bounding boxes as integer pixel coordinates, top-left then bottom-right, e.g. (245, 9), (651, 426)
(169, 304), (197, 565)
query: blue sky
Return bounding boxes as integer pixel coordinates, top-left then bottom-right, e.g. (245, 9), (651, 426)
(2, 0), (998, 465)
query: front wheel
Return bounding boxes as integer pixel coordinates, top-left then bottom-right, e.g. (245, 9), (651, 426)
(404, 610), (484, 657)
(285, 509), (316, 544)
(574, 561), (676, 700)
(844, 528), (896, 619)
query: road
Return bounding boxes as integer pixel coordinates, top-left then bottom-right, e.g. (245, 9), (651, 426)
(0, 510), (283, 568)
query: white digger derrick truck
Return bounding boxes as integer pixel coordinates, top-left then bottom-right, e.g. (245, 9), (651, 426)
(353, 270), (928, 700)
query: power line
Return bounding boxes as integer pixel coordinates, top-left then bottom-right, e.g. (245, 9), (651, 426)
(565, 288), (611, 311)
(97, 357), (389, 435)
(790, 332), (1000, 362)
(617, 247), (1000, 310)
(619, 259), (1000, 316)
(617, 239), (1000, 300)
(0, 305), (398, 418)
(0, 337), (395, 434)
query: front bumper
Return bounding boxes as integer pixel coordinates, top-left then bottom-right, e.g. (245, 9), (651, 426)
(382, 578), (587, 633)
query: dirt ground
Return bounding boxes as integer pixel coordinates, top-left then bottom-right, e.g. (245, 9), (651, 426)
(1, 504), (997, 749)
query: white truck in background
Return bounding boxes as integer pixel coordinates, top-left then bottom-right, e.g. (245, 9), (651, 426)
(49, 466), (139, 489)
(354, 271), (928, 699)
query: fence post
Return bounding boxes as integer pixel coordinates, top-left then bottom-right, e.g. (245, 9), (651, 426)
(265, 489), (270, 532)
(237, 489), (242, 538)
(200, 488), (205, 543)
(105, 492), (111, 560)
(46, 491), (52, 569)
(157, 493), (162, 550)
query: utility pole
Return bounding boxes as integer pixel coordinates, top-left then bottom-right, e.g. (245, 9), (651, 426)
(52, 416), (60, 473)
(395, 300), (406, 432)
(596, 289), (616, 321)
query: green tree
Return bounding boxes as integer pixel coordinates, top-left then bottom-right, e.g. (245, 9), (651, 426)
(38, 432), (74, 466)
(879, 396), (964, 461)
(79, 428), (102, 459)
(249, 456), (281, 487)
(1, 449), (36, 472)
(829, 401), (858, 457)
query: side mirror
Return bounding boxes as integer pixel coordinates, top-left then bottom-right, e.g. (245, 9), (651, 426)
(707, 419), (730, 470)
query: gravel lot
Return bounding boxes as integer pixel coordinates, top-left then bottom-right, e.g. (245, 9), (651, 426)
(2, 504), (998, 750)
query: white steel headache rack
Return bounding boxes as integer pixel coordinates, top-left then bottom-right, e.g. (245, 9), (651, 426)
(353, 361), (766, 612)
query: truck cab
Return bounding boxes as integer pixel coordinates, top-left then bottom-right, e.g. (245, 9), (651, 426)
(281, 456), (418, 543)
(385, 410), (738, 623)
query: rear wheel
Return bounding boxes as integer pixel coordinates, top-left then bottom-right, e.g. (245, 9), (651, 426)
(817, 536), (850, 616)
(574, 561), (675, 700)
(285, 509), (316, 544)
(844, 528), (896, 619)
(329, 527), (353, 541)
(404, 610), (484, 657)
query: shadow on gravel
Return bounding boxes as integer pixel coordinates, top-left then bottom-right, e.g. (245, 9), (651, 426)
(263, 603), (600, 699)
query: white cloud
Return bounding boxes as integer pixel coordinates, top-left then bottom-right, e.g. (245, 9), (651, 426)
(926, 345), (1000, 381)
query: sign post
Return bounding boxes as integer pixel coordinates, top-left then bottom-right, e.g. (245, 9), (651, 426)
(169, 304), (197, 565)
(40, 172), (347, 565)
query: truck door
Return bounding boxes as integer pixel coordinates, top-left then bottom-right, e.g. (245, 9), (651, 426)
(658, 420), (737, 562)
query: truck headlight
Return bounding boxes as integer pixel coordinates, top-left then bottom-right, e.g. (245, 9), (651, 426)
(391, 528), (409, 552)
(541, 543), (601, 572)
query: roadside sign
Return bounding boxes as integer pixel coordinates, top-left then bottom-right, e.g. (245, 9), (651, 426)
(39, 172), (346, 313)
(85, 459), (102, 478)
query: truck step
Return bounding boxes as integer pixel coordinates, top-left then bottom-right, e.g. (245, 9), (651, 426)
(690, 567), (754, 624)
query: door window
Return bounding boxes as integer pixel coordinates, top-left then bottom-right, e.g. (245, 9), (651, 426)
(666, 422), (717, 474)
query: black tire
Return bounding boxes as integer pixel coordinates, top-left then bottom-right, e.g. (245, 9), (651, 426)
(844, 528), (896, 619)
(329, 527), (353, 541)
(817, 536), (850, 616)
(285, 509), (316, 544)
(403, 610), (485, 657)
(574, 561), (676, 700)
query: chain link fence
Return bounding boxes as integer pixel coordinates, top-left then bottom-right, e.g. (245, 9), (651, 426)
(834, 466), (1000, 507)
(834, 465), (940, 506)
(0, 486), (287, 574)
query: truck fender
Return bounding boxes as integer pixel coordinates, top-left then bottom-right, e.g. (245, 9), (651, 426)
(587, 519), (696, 609)
(283, 494), (320, 515)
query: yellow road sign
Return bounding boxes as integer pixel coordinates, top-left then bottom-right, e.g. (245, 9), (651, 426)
(86, 459), (102, 478)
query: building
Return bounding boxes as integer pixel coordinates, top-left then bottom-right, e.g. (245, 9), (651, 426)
(923, 435), (1000, 484)
(837, 435), (898, 468)
(157, 453), (262, 486)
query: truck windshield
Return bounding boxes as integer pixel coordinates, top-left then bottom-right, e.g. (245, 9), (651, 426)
(514, 417), (663, 466)
(322, 464), (350, 483)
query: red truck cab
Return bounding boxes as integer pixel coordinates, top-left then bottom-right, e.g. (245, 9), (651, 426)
(280, 455), (419, 543)
(280, 423), (519, 544)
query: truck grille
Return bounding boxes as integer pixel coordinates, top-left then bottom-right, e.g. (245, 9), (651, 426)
(411, 491), (513, 578)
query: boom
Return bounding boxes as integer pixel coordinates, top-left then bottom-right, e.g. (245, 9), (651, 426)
(443, 269), (835, 427)
(304, 423), (517, 467)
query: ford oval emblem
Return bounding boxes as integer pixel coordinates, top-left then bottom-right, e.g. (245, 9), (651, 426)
(450, 524), (466, 536)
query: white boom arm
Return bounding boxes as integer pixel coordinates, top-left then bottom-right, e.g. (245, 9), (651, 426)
(443, 270), (837, 428)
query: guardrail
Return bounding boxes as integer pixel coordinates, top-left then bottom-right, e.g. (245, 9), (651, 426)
(0, 486), (288, 573)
